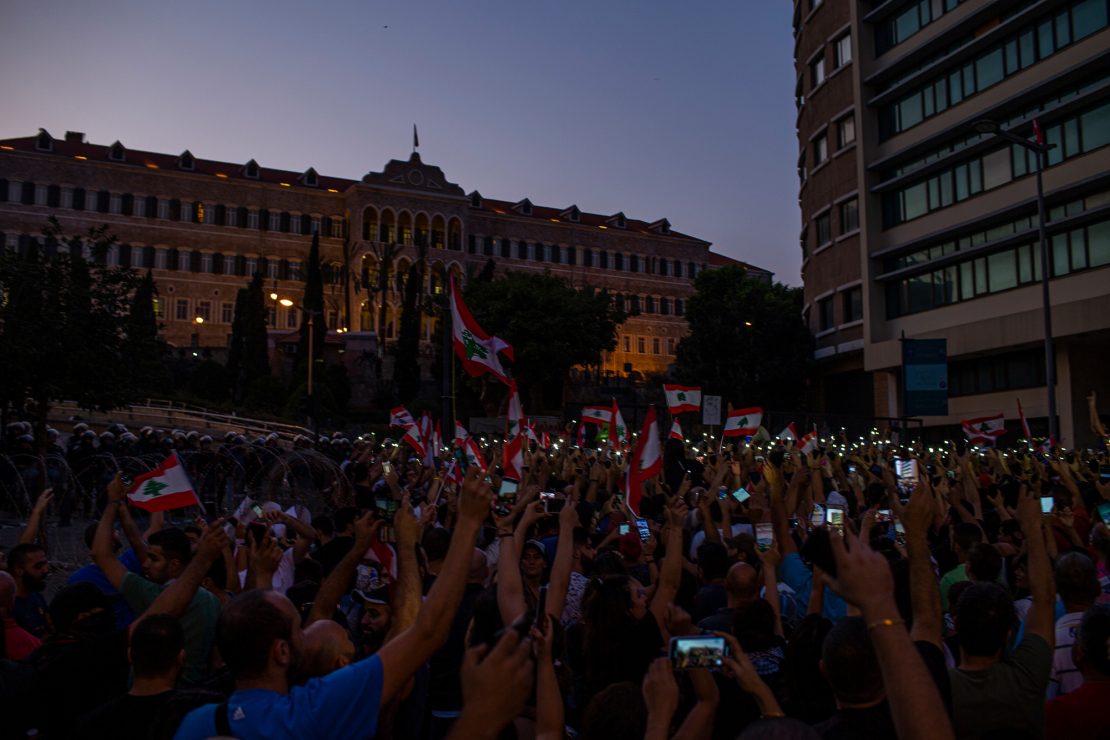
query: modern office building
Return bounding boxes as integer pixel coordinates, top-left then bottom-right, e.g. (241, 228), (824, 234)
(0, 130), (771, 394)
(795, 0), (1110, 445)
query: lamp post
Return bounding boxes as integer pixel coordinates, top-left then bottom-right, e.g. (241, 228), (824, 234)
(192, 315), (204, 354)
(971, 119), (1057, 442)
(271, 292), (319, 437)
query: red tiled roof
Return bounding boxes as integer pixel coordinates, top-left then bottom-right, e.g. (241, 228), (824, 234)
(0, 132), (357, 192)
(2, 130), (716, 248)
(476, 196), (707, 243)
(708, 250), (772, 275)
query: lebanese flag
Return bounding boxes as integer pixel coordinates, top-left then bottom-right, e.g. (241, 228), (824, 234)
(367, 540), (397, 583)
(402, 424), (426, 457)
(503, 435), (525, 481)
(1017, 398), (1032, 439)
(799, 431), (818, 456)
(669, 420), (684, 441)
(723, 407), (763, 437)
(608, 399), (628, 448)
(663, 384), (701, 415)
(444, 459), (463, 485)
(541, 431), (552, 449)
(581, 406), (611, 425)
(524, 419), (539, 445)
(433, 420), (443, 453)
(390, 406), (416, 429)
(450, 274), (513, 384)
(624, 406), (663, 516)
(777, 423), (797, 442)
(465, 437), (486, 470)
(505, 381), (525, 440)
(961, 413), (1006, 447)
(126, 454), (201, 512)
(454, 421), (469, 447)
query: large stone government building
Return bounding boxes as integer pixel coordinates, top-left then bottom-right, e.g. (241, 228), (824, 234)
(0, 130), (770, 399)
(794, 0), (1110, 445)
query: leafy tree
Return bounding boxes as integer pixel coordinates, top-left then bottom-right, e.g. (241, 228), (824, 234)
(0, 218), (141, 450)
(226, 273), (271, 402)
(462, 271), (627, 410)
(126, 269), (172, 395)
(674, 265), (813, 411)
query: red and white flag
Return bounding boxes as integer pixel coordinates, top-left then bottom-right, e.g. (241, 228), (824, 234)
(541, 431), (552, 449)
(126, 454), (201, 512)
(450, 274), (513, 384)
(581, 406), (611, 425)
(669, 420), (684, 441)
(723, 407), (764, 437)
(390, 406), (416, 429)
(505, 381), (526, 440)
(777, 423), (798, 442)
(1017, 398), (1032, 439)
(454, 421), (469, 447)
(624, 406), (663, 516)
(663, 384), (701, 415)
(576, 422), (586, 448)
(465, 437), (486, 470)
(608, 398), (628, 448)
(503, 435), (525, 480)
(367, 540), (397, 583)
(962, 413), (1006, 447)
(524, 419), (539, 445)
(402, 423), (426, 457)
(799, 430), (818, 456)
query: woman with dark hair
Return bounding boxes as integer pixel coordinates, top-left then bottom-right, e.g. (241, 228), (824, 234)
(580, 498), (687, 697)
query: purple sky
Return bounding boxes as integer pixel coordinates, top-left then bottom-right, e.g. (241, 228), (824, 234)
(0, 1), (801, 283)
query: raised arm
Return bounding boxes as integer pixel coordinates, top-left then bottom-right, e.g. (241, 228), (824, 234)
(146, 523), (229, 617)
(306, 512), (377, 626)
(18, 488), (53, 545)
(497, 499), (542, 626)
(376, 465), (493, 704)
(387, 496), (422, 640)
(902, 477), (942, 648)
(545, 492), (579, 620)
(766, 462), (796, 556)
(1016, 484), (1056, 645)
(532, 615), (564, 740)
(827, 530), (953, 740)
(116, 497), (150, 564)
(649, 497), (687, 633)
(90, 474), (129, 590)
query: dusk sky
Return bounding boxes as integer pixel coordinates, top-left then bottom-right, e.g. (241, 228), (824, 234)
(1, 1), (801, 283)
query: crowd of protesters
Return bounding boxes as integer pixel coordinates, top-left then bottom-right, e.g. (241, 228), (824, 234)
(2, 402), (1110, 740)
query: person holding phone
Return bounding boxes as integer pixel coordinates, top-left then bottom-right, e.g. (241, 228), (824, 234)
(580, 498), (687, 697)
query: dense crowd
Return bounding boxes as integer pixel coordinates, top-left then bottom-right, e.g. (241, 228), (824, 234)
(2, 413), (1110, 740)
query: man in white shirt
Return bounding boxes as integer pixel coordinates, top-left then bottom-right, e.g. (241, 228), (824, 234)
(1048, 552), (1100, 697)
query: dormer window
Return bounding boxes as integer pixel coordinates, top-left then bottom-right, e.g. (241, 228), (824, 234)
(607, 212), (627, 229)
(243, 159), (259, 179)
(109, 141), (126, 162)
(178, 150), (195, 171)
(512, 198), (533, 216)
(35, 129), (53, 152)
(301, 167), (318, 187)
(561, 205), (581, 222)
(469, 190), (483, 209)
(648, 218), (671, 235)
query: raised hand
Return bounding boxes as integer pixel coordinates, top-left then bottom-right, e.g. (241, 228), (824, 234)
(31, 488), (54, 514)
(196, 518), (230, 563)
(395, 494), (420, 545)
(456, 630), (535, 737)
(458, 466), (495, 525)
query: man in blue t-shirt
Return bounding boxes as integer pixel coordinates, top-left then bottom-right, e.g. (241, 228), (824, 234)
(174, 466), (494, 740)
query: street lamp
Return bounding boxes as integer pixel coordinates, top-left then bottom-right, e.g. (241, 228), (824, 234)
(192, 315), (204, 353)
(971, 118), (1057, 442)
(270, 292), (320, 436)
